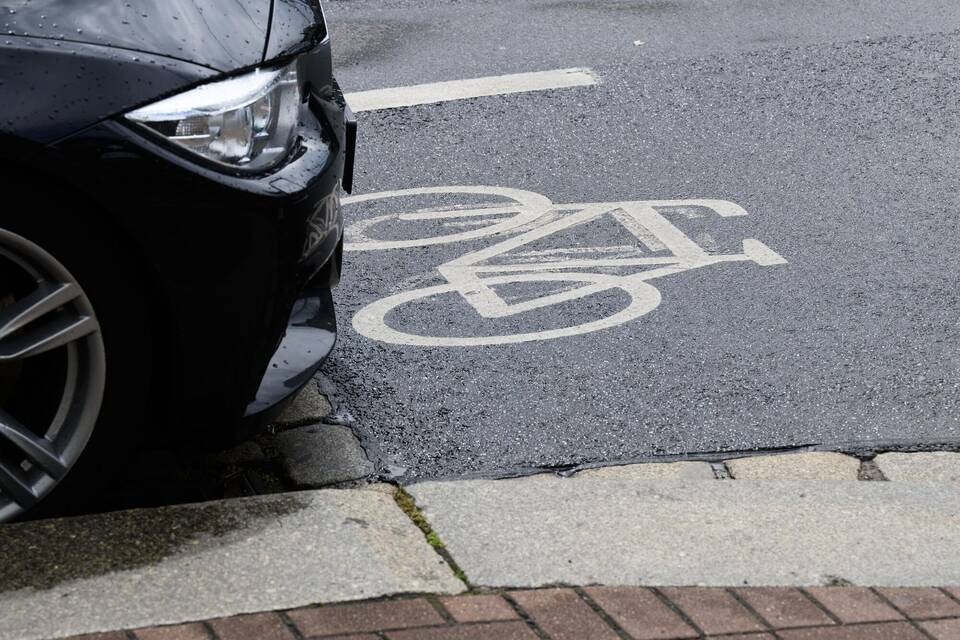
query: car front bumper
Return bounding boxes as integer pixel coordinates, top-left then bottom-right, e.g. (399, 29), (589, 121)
(50, 37), (355, 444)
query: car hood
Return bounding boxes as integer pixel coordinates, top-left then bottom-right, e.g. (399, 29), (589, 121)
(0, 0), (270, 71)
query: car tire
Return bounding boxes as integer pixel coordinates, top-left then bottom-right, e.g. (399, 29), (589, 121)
(0, 213), (155, 521)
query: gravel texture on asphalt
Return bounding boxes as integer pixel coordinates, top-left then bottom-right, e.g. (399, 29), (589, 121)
(321, 0), (960, 480)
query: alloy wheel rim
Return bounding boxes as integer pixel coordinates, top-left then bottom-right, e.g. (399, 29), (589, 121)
(0, 228), (105, 522)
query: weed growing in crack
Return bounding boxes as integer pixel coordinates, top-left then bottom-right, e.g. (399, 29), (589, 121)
(393, 486), (469, 586)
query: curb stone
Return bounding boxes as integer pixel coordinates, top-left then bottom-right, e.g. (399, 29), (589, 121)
(575, 461), (715, 480)
(875, 452), (960, 483)
(725, 451), (861, 480)
(274, 422), (376, 487)
(273, 378), (333, 426)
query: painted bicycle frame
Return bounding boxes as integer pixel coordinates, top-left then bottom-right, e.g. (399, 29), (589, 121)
(344, 186), (787, 347)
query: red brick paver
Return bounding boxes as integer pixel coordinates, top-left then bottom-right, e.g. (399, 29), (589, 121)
(133, 623), (210, 640)
(67, 587), (960, 640)
(509, 588), (620, 640)
(734, 587), (835, 629)
(660, 587), (765, 635)
(287, 599), (443, 636)
(387, 621), (539, 640)
(877, 588), (960, 619)
(441, 594), (519, 623)
(804, 587), (903, 624)
(207, 613), (293, 640)
(584, 586), (697, 639)
(778, 621), (927, 639)
(922, 618), (960, 640)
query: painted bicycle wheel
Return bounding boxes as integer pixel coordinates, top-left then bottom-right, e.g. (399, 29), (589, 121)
(351, 272), (662, 347)
(343, 186), (553, 251)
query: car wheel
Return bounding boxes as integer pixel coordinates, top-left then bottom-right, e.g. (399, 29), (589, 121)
(0, 227), (106, 523)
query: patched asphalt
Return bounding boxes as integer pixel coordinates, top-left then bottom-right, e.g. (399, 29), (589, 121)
(321, 0), (960, 481)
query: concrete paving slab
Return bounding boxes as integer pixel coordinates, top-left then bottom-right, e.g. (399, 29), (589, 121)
(409, 478), (960, 588)
(274, 423), (376, 487)
(725, 452), (861, 480)
(875, 452), (960, 482)
(575, 461), (716, 480)
(0, 490), (463, 640)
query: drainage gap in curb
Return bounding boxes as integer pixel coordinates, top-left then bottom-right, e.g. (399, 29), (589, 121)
(393, 486), (470, 587)
(858, 458), (887, 481)
(710, 461), (732, 479)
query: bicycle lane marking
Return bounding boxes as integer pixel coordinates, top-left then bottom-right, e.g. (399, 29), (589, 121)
(351, 272), (664, 347)
(343, 186), (552, 250)
(342, 186), (788, 347)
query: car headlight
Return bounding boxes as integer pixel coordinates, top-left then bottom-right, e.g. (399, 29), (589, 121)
(126, 60), (301, 173)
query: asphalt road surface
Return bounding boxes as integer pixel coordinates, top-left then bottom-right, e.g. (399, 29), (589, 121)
(323, 0), (960, 481)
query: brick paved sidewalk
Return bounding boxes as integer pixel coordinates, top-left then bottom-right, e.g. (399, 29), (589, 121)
(69, 587), (960, 640)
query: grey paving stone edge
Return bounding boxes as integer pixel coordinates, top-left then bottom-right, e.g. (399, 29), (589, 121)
(410, 477), (960, 589)
(0, 488), (463, 640)
(2, 452), (959, 639)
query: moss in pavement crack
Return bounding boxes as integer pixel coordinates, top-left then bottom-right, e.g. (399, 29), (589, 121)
(393, 486), (469, 586)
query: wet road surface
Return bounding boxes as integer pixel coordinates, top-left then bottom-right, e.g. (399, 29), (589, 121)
(322, 0), (960, 480)
(29, 1), (960, 520)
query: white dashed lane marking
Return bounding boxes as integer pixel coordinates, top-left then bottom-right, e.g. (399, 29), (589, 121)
(344, 68), (598, 112)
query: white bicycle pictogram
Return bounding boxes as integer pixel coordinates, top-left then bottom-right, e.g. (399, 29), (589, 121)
(343, 186), (787, 347)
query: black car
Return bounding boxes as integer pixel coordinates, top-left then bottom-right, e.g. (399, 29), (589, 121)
(0, 0), (355, 522)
